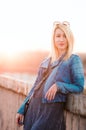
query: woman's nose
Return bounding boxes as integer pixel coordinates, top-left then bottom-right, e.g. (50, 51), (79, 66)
(60, 37), (64, 41)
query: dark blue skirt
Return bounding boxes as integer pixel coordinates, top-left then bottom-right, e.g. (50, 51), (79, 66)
(23, 93), (66, 130)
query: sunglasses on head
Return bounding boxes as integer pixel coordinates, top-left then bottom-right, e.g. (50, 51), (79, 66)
(53, 21), (70, 27)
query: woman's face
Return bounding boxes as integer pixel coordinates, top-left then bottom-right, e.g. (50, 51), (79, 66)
(54, 28), (68, 52)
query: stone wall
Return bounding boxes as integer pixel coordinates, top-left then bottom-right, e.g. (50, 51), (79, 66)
(65, 94), (86, 130)
(0, 75), (30, 130)
(0, 75), (86, 130)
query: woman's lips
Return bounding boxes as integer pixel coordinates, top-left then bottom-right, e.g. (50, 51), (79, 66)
(59, 43), (64, 46)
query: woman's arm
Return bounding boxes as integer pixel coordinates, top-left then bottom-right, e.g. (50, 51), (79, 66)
(56, 55), (84, 94)
(17, 66), (43, 115)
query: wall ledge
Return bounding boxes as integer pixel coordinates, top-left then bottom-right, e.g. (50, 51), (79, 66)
(0, 75), (31, 96)
(66, 93), (86, 117)
(0, 75), (86, 117)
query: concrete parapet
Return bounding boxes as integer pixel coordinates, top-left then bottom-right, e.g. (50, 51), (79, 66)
(66, 93), (86, 117)
(0, 75), (32, 95)
(0, 75), (86, 130)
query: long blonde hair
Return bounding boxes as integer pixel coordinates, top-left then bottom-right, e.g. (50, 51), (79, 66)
(49, 21), (74, 61)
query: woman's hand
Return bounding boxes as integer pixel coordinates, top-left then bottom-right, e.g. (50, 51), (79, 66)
(45, 84), (60, 101)
(16, 113), (24, 126)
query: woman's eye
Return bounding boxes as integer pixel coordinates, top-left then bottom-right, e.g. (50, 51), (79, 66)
(56, 35), (60, 37)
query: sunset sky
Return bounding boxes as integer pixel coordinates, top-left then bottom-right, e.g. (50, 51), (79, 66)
(0, 0), (86, 57)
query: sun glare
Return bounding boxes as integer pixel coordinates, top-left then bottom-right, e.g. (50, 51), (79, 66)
(0, 31), (51, 59)
(0, 0), (86, 61)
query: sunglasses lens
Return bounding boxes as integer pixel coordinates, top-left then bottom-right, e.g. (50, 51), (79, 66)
(63, 21), (70, 27)
(53, 21), (70, 27)
(53, 21), (60, 26)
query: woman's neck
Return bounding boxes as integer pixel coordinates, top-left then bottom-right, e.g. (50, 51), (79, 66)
(51, 50), (67, 63)
(58, 50), (66, 58)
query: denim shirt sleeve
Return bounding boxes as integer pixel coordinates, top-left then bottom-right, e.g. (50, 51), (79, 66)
(17, 56), (51, 115)
(56, 55), (84, 94)
(17, 65), (43, 115)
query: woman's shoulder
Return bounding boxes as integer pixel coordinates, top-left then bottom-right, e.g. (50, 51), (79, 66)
(70, 53), (81, 60)
(69, 53), (83, 65)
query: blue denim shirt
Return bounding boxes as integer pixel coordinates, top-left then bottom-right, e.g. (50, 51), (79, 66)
(17, 54), (84, 114)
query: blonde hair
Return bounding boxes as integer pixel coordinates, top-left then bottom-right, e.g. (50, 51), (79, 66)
(49, 21), (74, 61)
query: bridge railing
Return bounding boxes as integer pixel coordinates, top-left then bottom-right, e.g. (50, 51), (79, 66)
(0, 75), (86, 130)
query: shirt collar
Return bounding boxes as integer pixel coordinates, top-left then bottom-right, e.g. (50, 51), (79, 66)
(40, 57), (60, 69)
(40, 57), (51, 68)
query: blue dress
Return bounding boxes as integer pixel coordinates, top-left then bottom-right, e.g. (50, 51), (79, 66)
(23, 64), (66, 130)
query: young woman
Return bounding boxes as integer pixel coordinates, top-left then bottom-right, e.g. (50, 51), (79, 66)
(16, 21), (84, 130)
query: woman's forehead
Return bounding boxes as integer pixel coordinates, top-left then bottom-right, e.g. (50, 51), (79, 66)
(55, 28), (65, 34)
